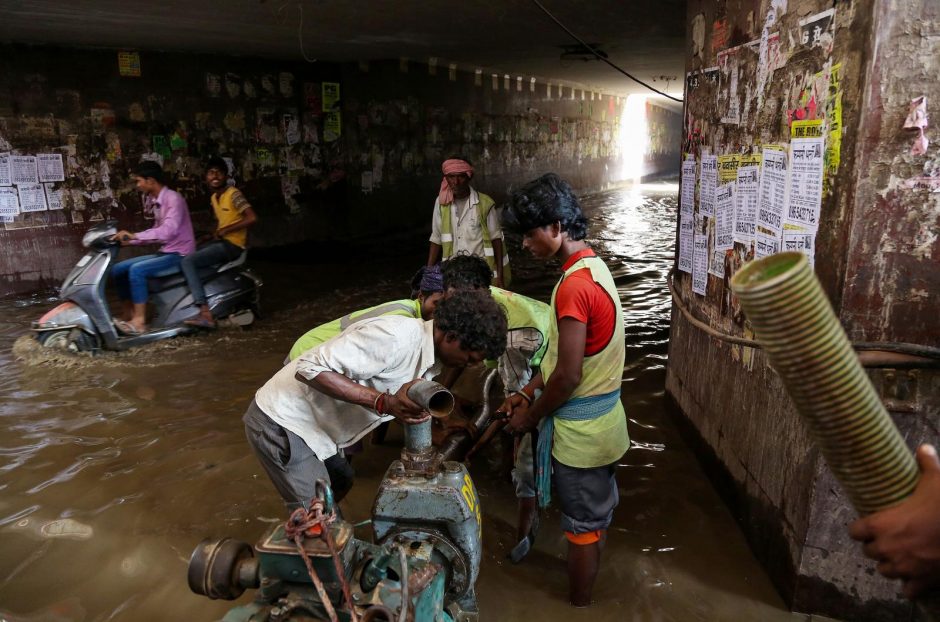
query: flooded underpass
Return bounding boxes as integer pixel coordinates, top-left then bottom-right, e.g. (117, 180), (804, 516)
(0, 184), (817, 622)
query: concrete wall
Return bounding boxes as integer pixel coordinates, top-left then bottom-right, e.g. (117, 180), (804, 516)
(667, 0), (939, 619)
(0, 45), (681, 296)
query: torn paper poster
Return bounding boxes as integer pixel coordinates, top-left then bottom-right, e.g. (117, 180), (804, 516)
(755, 227), (781, 259)
(678, 215), (694, 274)
(692, 214), (710, 295)
(44, 183), (64, 210)
(757, 147), (788, 235)
(361, 170), (374, 194)
(799, 8), (835, 54)
(709, 250), (726, 279)
(715, 182), (736, 251)
(902, 176), (940, 192)
(787, 134), (825, 230)
(903, 96), (929, 156)
(783, 230), (816, 267)
(0, 153), (10, 186)
(205, 73), (221, 97)
(733, 163), (759, 244)
(700, 155), (717, 217)
(0, 186), (18, 217)
(37, 153), (65, 182)
(11, 156), (38, 185)
(681, 155), (696, 217)
(17, 183), (47, 212)
(717, 45), (744, 124)
(279, 72), (295, 98)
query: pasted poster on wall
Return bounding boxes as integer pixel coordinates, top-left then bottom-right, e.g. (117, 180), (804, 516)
(17, 183), (47, 212)
(715, 182), (735, 251)
(0, 187), (18, 221)
(783, 230), (816, 267)
(700, 154), (717, 217)
(321, 82), (339, 110)
(787, 123), (825, 230)
(10, 156), (38, 185)
(755, 227), (781, 259)
(733, 161), (759, 244)
(0, 153), (10, 186)
(323, 111), (342, 142)
(692, 214), (709, 295)
(44, 184), (64, 210)
(680, 155), (696, 218)
(678, 215), (694, 274)
(756, 147), (788, 235)
(37, 153), (65, 182)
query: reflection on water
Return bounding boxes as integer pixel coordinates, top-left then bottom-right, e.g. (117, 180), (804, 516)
(0, 184), (809, 621)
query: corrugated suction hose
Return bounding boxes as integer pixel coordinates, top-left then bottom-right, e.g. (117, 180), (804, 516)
(730, 252), (917, 515)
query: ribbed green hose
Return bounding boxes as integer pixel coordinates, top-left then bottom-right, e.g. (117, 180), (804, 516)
(730, 252), (918, 515)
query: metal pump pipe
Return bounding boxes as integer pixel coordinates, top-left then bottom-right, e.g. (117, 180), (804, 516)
(730, 252), (918, 515)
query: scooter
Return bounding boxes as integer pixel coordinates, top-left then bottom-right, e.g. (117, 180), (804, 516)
(32, 220), (262, 352)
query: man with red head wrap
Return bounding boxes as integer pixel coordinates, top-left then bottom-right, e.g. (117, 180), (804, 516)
(427, 157), (510, 287)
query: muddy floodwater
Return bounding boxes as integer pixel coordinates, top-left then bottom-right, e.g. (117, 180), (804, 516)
(0, 184), (819, 621)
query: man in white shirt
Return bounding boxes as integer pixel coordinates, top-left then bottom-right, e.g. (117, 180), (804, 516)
(244, 289), (508, 509)
(427, 157), (510, 287)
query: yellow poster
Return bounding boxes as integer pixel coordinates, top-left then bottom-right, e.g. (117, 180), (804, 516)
(740, 152), (762, 167)
(118, 51), (141, 77)
(324, 111), (342, 142)
(322, 82), (340, 112)
(791, 119), (824, 138)
(717, 154), (740, 183)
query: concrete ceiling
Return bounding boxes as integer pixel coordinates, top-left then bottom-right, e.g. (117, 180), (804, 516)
(0, 0), (686, 104)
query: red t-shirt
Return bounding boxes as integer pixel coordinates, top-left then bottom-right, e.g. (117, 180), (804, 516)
(554, 248), (616, 356)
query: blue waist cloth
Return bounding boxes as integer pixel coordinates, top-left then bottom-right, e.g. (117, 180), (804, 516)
(536, 388), (621, 509)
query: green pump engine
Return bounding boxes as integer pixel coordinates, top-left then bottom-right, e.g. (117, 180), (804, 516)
(188, 383), (483, 622)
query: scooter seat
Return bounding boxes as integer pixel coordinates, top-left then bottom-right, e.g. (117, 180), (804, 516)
(148, 265), (219, 293)
(217, 251), (247, 273)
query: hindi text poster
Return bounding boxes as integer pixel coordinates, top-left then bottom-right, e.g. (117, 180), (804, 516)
(756, 147), (788, 235)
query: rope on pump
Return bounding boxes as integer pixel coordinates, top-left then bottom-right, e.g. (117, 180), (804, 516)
(284, 482), (360, 622)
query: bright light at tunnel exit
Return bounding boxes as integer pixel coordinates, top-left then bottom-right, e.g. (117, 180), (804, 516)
(618, 94), (649, 184)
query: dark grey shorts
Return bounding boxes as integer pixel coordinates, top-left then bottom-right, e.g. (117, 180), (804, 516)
(552, 458), (619, 534)
(243, 399), (354, 509)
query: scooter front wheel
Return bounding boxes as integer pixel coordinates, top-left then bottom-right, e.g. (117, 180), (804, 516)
(37, 328), (98, 353)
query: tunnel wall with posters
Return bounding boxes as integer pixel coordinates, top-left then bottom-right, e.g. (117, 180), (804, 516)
(0, 44), (681, 296)
(666, 0), (940, 619)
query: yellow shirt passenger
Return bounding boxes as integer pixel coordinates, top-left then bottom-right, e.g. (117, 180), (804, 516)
(212, 187), (252, 249)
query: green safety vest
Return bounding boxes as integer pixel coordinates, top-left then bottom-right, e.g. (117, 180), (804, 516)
(540, 254), (629, 468)
(289, 299), (422, 361)
(439, 190), (512, 285)
(489, 286), (551, 368)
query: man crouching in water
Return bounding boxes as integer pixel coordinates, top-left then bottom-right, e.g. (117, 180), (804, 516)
(244, 289), (507, 508)
(500, 173), (629, 607)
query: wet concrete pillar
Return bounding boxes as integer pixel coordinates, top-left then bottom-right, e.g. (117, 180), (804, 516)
(667, 0), (940, 619)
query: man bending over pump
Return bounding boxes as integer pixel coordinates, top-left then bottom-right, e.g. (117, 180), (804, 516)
(244, 289), (507, 508)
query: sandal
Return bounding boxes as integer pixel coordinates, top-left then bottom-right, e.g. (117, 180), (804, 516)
(508, 512), (540, 564)
(183, 316), (217, 329)
(114, 319), (145, 336)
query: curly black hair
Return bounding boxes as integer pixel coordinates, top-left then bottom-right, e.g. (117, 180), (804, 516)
(501, 173), (587, 240)
(441, 254), (491, 290)
(433, 289), (507, 359)
(206, 156), (229, 174)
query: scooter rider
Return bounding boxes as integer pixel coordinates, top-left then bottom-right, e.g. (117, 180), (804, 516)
(111, 161), (196, 335)
(181, 157), (258, 329)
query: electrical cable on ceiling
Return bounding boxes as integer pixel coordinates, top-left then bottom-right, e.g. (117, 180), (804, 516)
(530, 0), (683, 103)
(276, 2), (317, 63)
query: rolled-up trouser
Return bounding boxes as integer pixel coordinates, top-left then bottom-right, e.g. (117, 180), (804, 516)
(552, 458), (619, 534)
(179, 239), (243, 306)
(242, 399), (354, 509)
(112, 252), (183, 304)
(511, 423), (539, 499)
